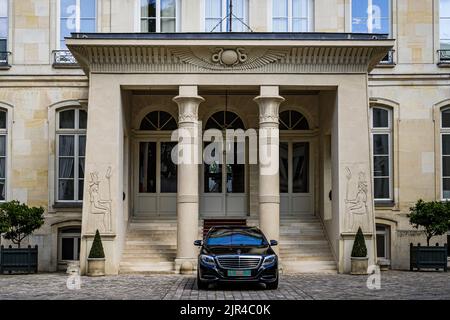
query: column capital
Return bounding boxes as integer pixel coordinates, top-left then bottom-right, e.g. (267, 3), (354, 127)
(253, 95), (285, 126)
(173, 95), (204, 125)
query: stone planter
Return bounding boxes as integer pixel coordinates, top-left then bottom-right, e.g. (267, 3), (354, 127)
(350, 256), (368, 275)
(87, 258), (105, 276)
(410, 243), (448, 272)
(0, 245), (38, 274)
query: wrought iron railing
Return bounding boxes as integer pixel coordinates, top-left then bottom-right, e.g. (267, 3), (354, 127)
(438, 50), (450, 64)
(52, 50), (79, 68)
(378, 49), (395, 66)
(0, 51), (11, 67)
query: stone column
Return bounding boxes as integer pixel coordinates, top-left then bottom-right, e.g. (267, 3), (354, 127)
(173, 86), (204, 274)
(254, 86), (284, 250)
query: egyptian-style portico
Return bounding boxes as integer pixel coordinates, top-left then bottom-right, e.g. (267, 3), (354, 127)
(65, 33), (394, 275)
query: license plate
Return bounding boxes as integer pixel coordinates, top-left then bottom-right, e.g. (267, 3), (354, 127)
(227, 270), (251, 277)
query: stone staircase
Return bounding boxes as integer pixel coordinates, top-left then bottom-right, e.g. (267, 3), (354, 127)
(278, 216), (337, 274)
(119, 218), (178, 274)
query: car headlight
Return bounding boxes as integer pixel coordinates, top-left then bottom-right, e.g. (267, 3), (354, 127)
(263, 255), (277, 267)
(200, 255), (216, 267)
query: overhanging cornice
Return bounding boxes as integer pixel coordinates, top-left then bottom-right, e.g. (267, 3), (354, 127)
(65, 33), (395, 76)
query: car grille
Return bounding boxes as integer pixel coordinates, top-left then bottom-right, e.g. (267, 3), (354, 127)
(216, 256), (262, 269)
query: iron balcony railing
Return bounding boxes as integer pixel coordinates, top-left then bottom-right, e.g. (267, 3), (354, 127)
(0, 51), (11, 68)
(378, 49), (395, 66)
(438, 50), (450, 65)
(52, 50), (79, 68)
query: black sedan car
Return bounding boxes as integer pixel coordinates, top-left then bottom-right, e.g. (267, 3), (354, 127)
(194, 226), (279, 290)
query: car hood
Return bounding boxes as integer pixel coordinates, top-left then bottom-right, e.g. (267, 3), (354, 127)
(203, 245), (274, 256)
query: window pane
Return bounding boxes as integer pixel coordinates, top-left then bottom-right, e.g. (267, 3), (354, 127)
(80, 0), (96, 18)
(376, 232), (386, 258)
(79, 157), (85, 178)
(293, 0), (308, 19)
(373, 134), (389, 155)
(79, 135), (86, 156)
(373, 108), (389, 128)
(226, 143), (245, 193)
(161, 0), (176, 17)
(59, 135), (74, 156)
(61, 237), (75, 260)
(78, 179), (84, 201)
(292, 19), (308, 32)
(61, 0), (77, 18)
(206, 0), (222, 18)
(293, 142), (309, 193)
(0, 18), (7, 39)
(59, 110), (75, 129)
(442, 135), (450, 155)
(141, 0), (156, 18)
(273, 0), (288, 17)
(440, 0), (450, 17)
(0, 179), (5, 201)
(204, 143), (222, 193)
(0, 0), (7, 17)
(79, 18), (96, 32)
(374, 155), (389, 176)
(59, 158), (74, 178)
(160, 142), (177, 193)
(442, 110), (450, 128)
(0, 135), (5, 157)
(273, 18), (288, 32)
(59, 179), (74, 200)
(440, 19), (450, 40)
(443, 156), (450, 176)
(279, 142), (288, 193)
(139, 142), (156, 193)
(374, 177), (389, 199)
(444, 178), (450, 198)
(352, 0), (390, 34)
(161, 18), (175, 32)
(0, 158), (5, 179)
(79, 110), (87, 129)
(0, 110), (6, 129)
(205, 18), (221, 32)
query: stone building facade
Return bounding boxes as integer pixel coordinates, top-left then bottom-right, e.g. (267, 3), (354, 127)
(0, 0), (448, 274)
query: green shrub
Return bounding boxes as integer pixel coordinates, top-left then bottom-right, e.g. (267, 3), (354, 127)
(408, 199), (450, 246)
(0, 201), (45, 248)
(351, 227), (367, 258)
(88, 229), (105, 259)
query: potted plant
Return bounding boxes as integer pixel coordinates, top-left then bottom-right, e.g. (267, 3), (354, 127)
(408, 200), (450, 271)
(350, 227), (368, 275)
(0, 201), (44, 274)
(87, 229), (106, 276)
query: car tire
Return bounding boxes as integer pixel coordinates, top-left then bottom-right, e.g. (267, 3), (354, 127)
(266, 273), (279, 290)
(197, 272), (209, 290)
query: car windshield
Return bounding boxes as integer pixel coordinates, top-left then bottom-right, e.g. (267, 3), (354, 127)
(206, 229), (268, 246)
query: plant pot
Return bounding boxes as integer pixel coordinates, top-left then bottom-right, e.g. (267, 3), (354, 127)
(351, 256), (368, 275)
(87, 258), (105, 277)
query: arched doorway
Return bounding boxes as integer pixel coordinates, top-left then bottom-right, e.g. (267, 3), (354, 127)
(134, 111), (178, 217)
(200, 111), (248, 217)
(279, 110), (314, 216)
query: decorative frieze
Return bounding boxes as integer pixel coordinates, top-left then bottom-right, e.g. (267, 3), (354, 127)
(68, 44), (389, 75)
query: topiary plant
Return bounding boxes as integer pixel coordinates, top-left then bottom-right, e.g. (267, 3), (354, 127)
(88, 229), (105, 259)
(351, 227), (367, 258)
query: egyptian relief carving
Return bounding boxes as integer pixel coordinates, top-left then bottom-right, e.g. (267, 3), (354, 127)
(170, 47), (289, 71)
(344, 167), (368, 216)
(88, 166), (112, 233)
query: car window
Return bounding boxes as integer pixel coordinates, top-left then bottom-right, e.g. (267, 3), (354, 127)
(206, 229), (267, 246)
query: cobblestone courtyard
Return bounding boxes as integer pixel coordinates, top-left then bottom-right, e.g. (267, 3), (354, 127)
(0, 271), (449, 300)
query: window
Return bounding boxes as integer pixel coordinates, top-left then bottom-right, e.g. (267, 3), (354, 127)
(351, 0), (391, 34)
(370, 107), (392, 201)
(0, 109), (6, 201)
(138, 111), (177, 194)
(272, 0), (313, 32)
(205, 0), (249, 32)
(56, 108), (87, 202)
(0, 0), (7, 63)
(376, 224), (390, 260)
(59, 0), (96, 49)
(440, 0), (450, 50)
(441, 108), (450, 199)
(59, 227), (81, 261)
(141, 0), (178, 33)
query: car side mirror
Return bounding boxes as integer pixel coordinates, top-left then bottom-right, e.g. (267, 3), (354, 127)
(194, 240), (203, 247)
(270, 240), (278, 246)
